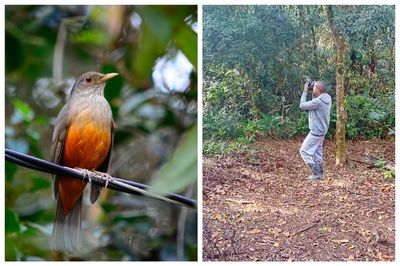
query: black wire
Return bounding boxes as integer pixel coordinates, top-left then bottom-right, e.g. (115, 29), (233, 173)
(5, 149), (196, 209)
(6, 154), (49, 173)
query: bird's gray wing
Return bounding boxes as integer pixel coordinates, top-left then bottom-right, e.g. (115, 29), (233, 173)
(50, 104), (71, 200)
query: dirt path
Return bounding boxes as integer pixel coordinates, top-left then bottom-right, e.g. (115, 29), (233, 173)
(203, 139), (395, 261)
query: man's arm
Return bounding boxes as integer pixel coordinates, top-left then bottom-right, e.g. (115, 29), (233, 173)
(300, 83), (321, 110)
(300, 95), (322, 110)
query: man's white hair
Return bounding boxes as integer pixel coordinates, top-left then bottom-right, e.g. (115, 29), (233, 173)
(315, 81), (327, 93)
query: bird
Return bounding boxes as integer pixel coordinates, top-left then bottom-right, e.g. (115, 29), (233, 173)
(50, 71), (118, 253)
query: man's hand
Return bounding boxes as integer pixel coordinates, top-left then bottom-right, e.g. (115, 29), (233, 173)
(304, 83), (309, 92)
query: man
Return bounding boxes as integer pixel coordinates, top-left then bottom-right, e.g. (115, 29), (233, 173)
(299, 81), (332, 180)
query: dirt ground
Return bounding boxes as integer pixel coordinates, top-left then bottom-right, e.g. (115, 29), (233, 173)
(203, 138), (395, 261)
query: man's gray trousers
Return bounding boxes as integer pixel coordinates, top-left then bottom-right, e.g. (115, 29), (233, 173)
(300, 132), (325, 165)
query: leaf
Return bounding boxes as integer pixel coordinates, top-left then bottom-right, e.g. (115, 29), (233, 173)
(319, 226), (331, 233)
(29, 177), (51, 192)
(5, 235), (18, 261)
(149, 124), (197, 195)
(368, 111), (386, 122)
(214, 213), (223, 221)
(248, 228), (261, 234)
(333, 239), (349, 245)
(134, 7), (172, 80)
(72, 28), (110, 46)
(5, 31), (24, 72)
(11, 99), (34, 124)
(102, 64), (124, 118)
(5, 209), (21, 234)
(174, 24), (197, 69)
(102, 64), (124, 101)
(5, 161), (17, 181)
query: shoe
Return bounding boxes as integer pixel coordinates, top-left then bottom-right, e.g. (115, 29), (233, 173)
(318, 163), (324, 177)
(306, 163), (322, 180)
(306, 174), (321, 180)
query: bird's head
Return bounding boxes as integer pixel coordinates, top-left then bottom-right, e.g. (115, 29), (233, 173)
(70, 72), (119, 97)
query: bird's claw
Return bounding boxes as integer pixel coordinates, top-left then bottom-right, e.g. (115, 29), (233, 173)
(75, 167), (92, 184)
(94, 170), (113, 189)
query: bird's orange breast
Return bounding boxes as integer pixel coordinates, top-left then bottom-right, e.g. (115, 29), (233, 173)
(59, 111), (111, 214)
(62, 121), (111, 169)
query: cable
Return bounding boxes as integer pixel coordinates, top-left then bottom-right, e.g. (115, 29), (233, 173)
(5, 148), (196, 209)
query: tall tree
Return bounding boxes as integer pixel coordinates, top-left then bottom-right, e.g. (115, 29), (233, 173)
(326, 6), (348, 165)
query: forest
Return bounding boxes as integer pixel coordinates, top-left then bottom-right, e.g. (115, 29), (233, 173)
(203, 5), (395, 261)
(204, 5), (394, 149)
(5, 6), (197, 261)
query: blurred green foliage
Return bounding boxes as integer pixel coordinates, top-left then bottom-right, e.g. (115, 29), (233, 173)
(345, 94), (395, 139)
(5, 5), (197, 261)
(150, 124), (197, 195)
(203, 5), (394, 154)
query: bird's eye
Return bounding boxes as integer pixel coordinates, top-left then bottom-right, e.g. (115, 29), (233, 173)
(85, 77), (92, 83)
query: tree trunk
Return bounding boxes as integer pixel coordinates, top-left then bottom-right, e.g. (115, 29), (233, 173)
(326, 6), (348, 166)
(244, 63), (261, 120)
(311, 25), (320, 77)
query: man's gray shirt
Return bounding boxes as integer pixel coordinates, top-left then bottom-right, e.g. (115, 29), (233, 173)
(300, 92), (332, 136)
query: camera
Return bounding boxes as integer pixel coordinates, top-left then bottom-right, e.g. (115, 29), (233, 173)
(304, 77), (315, 91)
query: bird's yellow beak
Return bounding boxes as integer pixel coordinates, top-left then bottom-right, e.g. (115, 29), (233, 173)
(99, 73), (119, 82)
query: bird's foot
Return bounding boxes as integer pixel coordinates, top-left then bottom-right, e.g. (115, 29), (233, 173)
(93, 170), (113, 188)
(75, 167), (92, 183)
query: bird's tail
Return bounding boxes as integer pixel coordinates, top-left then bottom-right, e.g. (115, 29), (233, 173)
(51, 196), (82, 254)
